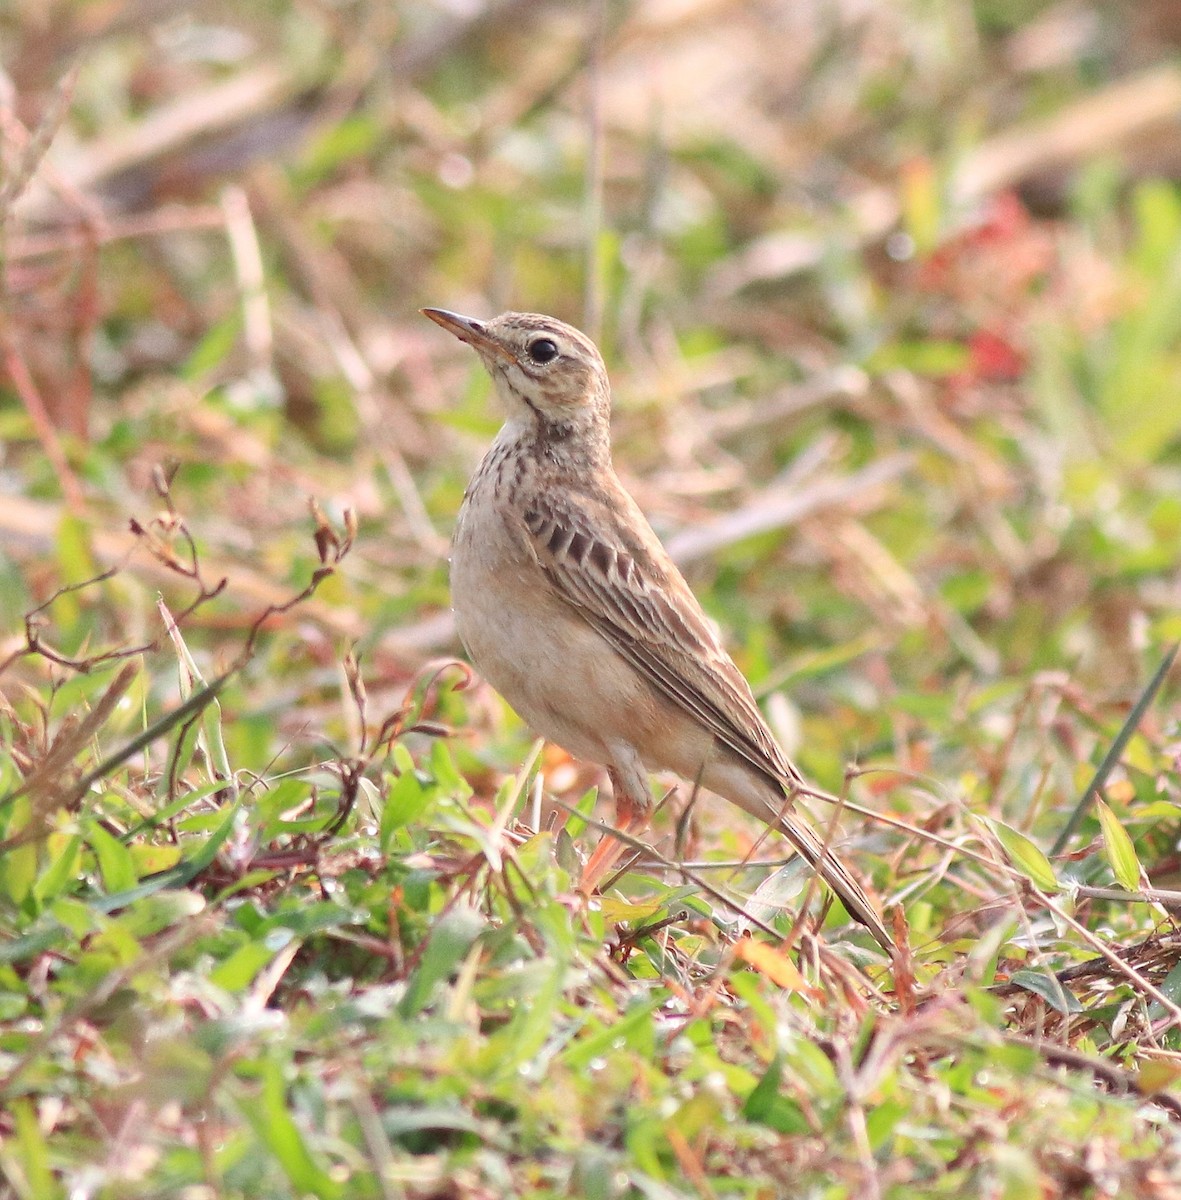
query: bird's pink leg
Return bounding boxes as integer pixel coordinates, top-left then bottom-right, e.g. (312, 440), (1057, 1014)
(579, 772), (649, 894)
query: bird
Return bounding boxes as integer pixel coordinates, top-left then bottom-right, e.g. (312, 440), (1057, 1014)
(422, 307), (892, 950)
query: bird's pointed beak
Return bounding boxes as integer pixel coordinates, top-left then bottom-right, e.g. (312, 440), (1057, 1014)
(421, 308), (517, 364)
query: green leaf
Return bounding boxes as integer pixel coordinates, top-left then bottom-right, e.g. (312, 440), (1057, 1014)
(211, 932), (294, 992)
(119, 890), (205, 938)
(122, 780), (228, 842)
(91, 794), (243, 912)
(743, 1053), (809, 1134)
(1096, 798), (1142, 891)
(0, 920), (71, 965)
(237, 1055), (343, 1200)
(1, 797), (39, 905)
(380, 769), (433, 847)
(429, 739), (469, 798)
(33, 835), (83, 905)
(1009, 969), (1082, 1014)
(9, 1098), (59, 1199)
(398, 906), (485, 1018)
(1159, 960), (1181, 1007)
(87, 822), (139, 894)
(475, 956), (566, 1077)
(982, 817), (1060, 893)
(128, 843), (183, 874)
(563, 995), (663, 1071)
(382, 1106), (491, 1140)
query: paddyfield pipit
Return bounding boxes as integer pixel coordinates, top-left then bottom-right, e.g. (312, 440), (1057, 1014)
(423, 307), (891, 950)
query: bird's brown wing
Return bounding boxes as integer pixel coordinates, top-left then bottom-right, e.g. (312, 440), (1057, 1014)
(517, 476), (893, 950)
(517, 477), (803, 789)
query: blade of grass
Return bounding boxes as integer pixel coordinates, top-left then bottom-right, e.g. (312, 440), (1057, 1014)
(980, 816), (1060, 893)
(238, 1055), (345, 1200)
(1050, 642), (1178, 856)
(1096, 799), (1143, 891)
(159, 597), (235, 796)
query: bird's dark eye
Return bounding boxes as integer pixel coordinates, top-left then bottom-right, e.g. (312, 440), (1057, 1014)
(528, 337), (559, 364)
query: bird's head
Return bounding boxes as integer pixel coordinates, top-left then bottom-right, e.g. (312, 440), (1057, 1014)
(423, 308), (612, 453)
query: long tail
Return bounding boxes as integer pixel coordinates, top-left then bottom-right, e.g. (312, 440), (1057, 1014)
(731, 783), (893, 950)
(776, 809), (893, 950)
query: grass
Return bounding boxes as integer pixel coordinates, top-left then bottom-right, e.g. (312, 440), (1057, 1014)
(3, 1), (1181, 1196)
